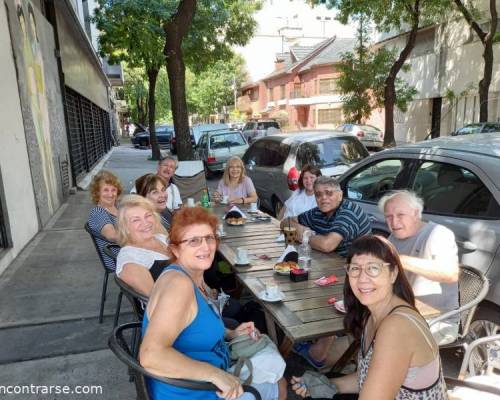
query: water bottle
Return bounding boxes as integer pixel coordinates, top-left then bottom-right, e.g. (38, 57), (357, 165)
(201, 189), (210, 208)
(298, 229), (312, 270)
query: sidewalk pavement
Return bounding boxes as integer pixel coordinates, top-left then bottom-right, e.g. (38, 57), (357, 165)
(0, 145), (157, 399)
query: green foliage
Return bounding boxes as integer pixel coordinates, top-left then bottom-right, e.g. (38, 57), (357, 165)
(123, 67), (148, 124)
(187, 54), (247, 118)
(338, 18), (417, 122)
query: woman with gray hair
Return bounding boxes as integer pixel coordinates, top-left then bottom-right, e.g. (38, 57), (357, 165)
(115, 195), (169, 296)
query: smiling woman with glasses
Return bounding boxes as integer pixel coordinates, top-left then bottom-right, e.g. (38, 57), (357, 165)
(140, 206), (286, 400)
(292, 235), (448, 400)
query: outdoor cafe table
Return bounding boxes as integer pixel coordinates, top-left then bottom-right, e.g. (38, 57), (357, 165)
(210, 204), (440, 352)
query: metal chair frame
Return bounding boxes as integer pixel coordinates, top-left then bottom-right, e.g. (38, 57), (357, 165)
(429, 265), (489, 350)
(109, 322), (262, 400)
(113, 274), (149, 327)
(84, 223), (118, 323)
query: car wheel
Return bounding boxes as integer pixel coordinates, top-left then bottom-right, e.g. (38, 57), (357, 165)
(272, 197), (283, 218)
(466, 302), (500, 375)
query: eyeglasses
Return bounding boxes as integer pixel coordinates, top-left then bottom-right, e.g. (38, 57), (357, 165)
(178, 234), (218, 247)
(315, 189), (340, 198)
(345, 262), (391, 278)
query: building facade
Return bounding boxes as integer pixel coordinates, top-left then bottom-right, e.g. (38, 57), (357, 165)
(372, 0), (500, 143)
(237, 37), (356, 130)
(0, 0), (118, 275)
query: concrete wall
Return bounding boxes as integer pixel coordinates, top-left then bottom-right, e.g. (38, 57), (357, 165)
(5, 0), (70, 225)
(56, 2), (109, 110)
(0, 2), (39, 275)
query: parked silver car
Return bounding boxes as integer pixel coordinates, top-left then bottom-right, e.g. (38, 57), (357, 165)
(242, 120), (281, 143)
(195, 129), (249, 177)
(337, 133), (500, 333)
(242, 130), (369, 216)
(336, 123), (384, 149)
(451, 122), (500, 136)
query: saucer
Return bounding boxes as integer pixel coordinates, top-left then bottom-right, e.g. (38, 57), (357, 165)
(234, 260), (250, 267)
(258, 290), (284, 302)
(334, 300), (346, 313)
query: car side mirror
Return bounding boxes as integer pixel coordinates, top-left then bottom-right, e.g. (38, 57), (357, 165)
(247, 159), (256, 171)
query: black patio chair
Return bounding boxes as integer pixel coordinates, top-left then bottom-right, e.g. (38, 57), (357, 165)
(109, 322), (262, 400)
(113, 274), (149, 327)
(84, 223), (119, 323)
(429, 265), (489, 350)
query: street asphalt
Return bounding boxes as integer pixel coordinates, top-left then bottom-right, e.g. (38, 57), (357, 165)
(0, 143), (462, 399)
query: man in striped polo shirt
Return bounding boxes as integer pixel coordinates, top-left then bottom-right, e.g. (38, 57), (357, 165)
(281, 176), (371, 257)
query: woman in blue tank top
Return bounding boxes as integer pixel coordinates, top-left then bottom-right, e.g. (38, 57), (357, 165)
(140, 207), (284, 400)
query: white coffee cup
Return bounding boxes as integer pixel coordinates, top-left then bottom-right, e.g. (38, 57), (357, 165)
(266, 284), (279, 298)
(222, 195), (229, 204)
(249, 202), (258, 212)
(187, 198), (195, 207)
(236, 247), (248, 264)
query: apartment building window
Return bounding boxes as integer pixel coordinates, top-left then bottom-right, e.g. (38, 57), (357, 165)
(318, 78), (338, 95)
(318, 108), (341, 125)
(268, 87), (274, 101)
(292, 83), (302, 98)
(280, 85), (286, 99)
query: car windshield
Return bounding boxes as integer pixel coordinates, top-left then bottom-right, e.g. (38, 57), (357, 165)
(456, 124), (483, 135)
(296, 137), (368, 169)
(210, 132), (246, 149)
(358, 125), (381, 133)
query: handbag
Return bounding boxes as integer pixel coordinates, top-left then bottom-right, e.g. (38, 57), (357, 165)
(228, 334), (286, 385)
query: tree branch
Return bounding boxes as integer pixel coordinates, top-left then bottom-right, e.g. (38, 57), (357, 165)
(485, 0), (498, 45)
(163, 0), (197, 40)
(453, 0), (487, 43)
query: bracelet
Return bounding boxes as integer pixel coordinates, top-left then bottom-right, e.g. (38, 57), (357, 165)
(241, 197), (245, 204)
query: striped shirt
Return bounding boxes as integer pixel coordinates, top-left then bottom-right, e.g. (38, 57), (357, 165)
(88, 206), (119, 271)
(298, 199), (371, 256)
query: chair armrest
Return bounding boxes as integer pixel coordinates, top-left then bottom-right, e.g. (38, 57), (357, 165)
(445, 376), (500, 397)
(428, 278), (489, 326)
(458, 334), (500, 378)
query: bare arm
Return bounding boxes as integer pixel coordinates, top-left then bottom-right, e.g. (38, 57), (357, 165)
(277, 206), (286, 220)
(309, 231), (343, 253)
(140, 273), (242, 399)
(358, 315), (415, 400)
(119, 263), (155, 296)
(331, 373), (359, 394)
(400, 255), (458, 283)
(229, 192), (258, 205)
(101, 223), (118, 243)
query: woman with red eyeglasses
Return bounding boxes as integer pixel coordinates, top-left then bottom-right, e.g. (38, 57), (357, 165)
(140, 206), (286, 400)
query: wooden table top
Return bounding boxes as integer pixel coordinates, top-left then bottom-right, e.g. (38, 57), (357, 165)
(210, 204), (440, 343)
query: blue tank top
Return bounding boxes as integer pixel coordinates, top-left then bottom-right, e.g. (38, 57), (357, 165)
(141, 265), (230, 400)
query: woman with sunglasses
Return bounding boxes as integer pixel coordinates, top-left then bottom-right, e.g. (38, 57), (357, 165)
(115, 195), (170, 296)
(292, 235), (447, 400)
(140, 206), (286, 400)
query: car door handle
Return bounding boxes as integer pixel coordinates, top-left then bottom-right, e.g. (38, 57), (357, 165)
(456, 240), (477, 254)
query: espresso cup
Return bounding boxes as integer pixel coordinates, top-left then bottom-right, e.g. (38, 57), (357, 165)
(217, 223), (225, 236)
(222, 195), (229, 204)
(266, 284), (279, 298)
(249, 202), (258, 212)
(236, 247), (249, 264)
(187, 198), (195, 207)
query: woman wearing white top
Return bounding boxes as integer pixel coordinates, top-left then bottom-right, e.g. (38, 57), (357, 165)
(278, 164), (322, 220)
(116, 195), (169, 296)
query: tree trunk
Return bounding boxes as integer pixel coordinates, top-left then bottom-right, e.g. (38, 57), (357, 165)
(383, 1), (420, 147)
(479, 1), (497, 122)
(163, 0), (197, 161)
(147, 68), (161, 160)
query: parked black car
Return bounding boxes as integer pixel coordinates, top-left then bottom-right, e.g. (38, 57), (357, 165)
(131, 125), (173, 148)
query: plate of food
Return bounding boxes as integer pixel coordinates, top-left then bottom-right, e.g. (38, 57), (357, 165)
(274, 261), (298, 275)
(226, 217), (246, 226)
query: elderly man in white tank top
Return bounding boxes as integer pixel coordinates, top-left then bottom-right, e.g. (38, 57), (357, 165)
(379, 190), (459, 345)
